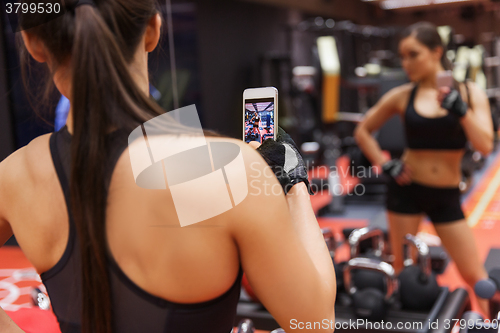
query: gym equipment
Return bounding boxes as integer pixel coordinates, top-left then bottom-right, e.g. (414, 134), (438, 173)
(317, 36), (341, 124)
(474, 278), (498, 300)
(31, 287), (50, 311)
(344, 257), (398, 321)
(237, 285), (468, 332)
(348, 227), (388, 292)
(473, 268), (500, 318)
(343, 227), (450, 274)
(429, 245), (450, 275)
(235, 319), (255, 333)
(348, 226), (385, 259)
(398, 234), (440, 311)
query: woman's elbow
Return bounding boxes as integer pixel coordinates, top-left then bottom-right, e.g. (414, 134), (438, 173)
(482, 142), (494, 156)
(477, 139), (494, 156)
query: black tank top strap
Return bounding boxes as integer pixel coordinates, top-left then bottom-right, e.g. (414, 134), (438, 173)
(49, 129), (71, 209)
(42, 128), (77, 282)
(409, 83), (419, 103)
(404, 84), (419, 119)
(103, 128), (130, 191)
(464, 80), (471, 106)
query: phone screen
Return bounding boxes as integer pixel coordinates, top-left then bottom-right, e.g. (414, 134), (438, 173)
(244, 98), (275, 144)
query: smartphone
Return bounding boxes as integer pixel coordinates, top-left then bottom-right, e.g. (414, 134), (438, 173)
(243, 87), (278, 144)
(436, 71), (454, 89)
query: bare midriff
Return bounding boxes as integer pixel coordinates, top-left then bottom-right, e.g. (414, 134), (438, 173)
(402, 149), (465, 187)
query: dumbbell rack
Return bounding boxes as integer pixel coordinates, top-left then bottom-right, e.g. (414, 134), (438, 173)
(235, 287), (470, 333)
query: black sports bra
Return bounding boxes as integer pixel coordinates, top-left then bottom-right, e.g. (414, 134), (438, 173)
(404, 84), (468, 150)
(41, 125), (243, 333)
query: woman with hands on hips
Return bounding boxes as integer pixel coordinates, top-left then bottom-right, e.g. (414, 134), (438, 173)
(354, 22), (493, 316)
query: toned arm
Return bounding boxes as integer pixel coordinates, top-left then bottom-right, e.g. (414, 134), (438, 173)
(0, 150), (28, 332)
(0, 149), (23, 247)
(354, 85), (409, 166)
(460, 82), (494, 156)
(229, 143), (335, 332)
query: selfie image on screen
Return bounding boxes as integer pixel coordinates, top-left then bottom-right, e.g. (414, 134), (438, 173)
(244, 98), (275, 144)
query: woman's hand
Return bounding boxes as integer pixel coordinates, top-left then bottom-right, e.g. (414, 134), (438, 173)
(437, 86), (451, 105)
(247, 141), (261, 150)
(246, 127), (313, 195)
(382, 159), (413, 186)
(438, 86), (468, 118)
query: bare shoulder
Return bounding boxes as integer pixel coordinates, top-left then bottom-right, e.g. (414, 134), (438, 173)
(391, 82), (414, 95)
(378, 82), (414, 114)
(0, 134), (52, 197)
(23, 133), (53, 182)
(204, 136), (267, 165)
(0, 145), (28, 216)
(204, 136), (287, 225)
(384, 82), (414, 98)
(204, 136), (275, 188)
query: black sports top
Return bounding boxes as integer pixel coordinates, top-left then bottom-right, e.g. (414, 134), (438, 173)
(41, 125), (243, 333)
(404, 84), (468, 150)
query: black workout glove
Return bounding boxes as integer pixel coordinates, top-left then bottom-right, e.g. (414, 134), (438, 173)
(256, 127), (314, 195)
(382, 159), (404, 179)
(441, 89), (468, 118)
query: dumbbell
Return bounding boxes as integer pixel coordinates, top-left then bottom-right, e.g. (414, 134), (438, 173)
(475, 268), (500, 299)
(398, 234), (440, 311)
(31, 287), (50, 310)
(344, 257), (398, 321)
(348, 227), (385, 259)
(348, 227), (387, 291)
(474, 268), (500, 317)
(235, 319), (255, 333)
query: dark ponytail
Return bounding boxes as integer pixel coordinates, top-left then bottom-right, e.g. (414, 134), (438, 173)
(18, 1), (221, 332)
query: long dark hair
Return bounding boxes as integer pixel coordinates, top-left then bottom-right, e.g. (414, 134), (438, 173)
(18, 1), (220, 332)
(400, 21), (453, 71)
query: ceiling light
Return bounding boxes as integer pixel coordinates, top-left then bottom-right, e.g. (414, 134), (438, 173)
(377, 0), (476, 9)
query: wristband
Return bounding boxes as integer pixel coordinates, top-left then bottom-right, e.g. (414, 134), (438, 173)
(257, 127), (314, 195)
(382, 159), (404, 179)
(441, 89), (468, 118)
